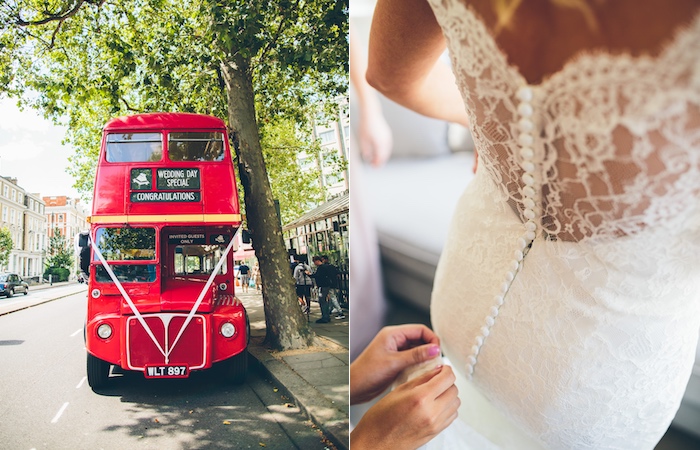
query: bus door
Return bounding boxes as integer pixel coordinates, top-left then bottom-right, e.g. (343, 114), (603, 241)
(160, 226), (236, 312)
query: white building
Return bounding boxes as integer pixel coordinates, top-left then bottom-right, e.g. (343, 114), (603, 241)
(0, 177), (47, 278)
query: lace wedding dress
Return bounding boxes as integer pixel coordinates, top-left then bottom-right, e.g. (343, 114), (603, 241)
(422, 1), (700, 449)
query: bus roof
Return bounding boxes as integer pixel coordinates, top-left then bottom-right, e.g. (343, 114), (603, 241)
(104, 113), (226, 131)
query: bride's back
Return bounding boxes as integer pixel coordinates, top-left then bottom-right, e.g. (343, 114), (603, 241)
(441, 0), (700, 241)
(468, 0), (700, 85)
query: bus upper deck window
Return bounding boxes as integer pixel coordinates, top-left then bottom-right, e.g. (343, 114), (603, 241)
(106, 133), (163, 163)
(168, 132), (224, 162)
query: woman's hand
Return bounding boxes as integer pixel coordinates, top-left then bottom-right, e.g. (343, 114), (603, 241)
(350, 324), (441, 405)
(359, 108), (394, 167)
(351, 364), (460, 450)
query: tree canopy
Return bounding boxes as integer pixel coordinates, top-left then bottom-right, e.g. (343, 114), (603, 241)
(1, 0), (348, 350)
(45, 228), (74, 270)
(1, 0), (347, 213)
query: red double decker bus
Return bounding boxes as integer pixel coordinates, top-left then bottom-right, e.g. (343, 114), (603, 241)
(78, 113), (248, 389)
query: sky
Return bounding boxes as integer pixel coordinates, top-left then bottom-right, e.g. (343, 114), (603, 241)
(0, 96), (83, 201)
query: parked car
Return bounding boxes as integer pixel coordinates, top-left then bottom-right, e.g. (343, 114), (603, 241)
(0, 273), (28, 297)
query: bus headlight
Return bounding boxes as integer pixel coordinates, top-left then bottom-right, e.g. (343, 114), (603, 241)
(220, 322), (236, 338)
(97, 323), (113, 339)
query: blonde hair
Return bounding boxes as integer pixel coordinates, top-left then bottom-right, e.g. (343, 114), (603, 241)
(493, 0), (600, 34)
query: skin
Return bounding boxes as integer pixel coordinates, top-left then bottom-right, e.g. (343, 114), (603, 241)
(350, 325), (460, 450)
(367, 0), (700, 97)
(366, 0), (470, 128)
(350, 30), (394, 167)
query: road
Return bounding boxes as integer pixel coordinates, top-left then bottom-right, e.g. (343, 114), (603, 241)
(0, 286), (333, 449)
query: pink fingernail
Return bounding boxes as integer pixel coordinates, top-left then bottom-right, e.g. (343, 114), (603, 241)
(428, 345), (441, 357)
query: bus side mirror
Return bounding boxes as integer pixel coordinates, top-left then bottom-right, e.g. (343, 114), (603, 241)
(241, 229), (251, 244)
(78, 232), (89, 248)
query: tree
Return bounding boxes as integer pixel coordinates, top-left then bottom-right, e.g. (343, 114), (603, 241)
(45, 228), (74, 281)
(260, 118), (326, 225)
(1, 0), (348, 349)
(0, 228), (13, 269)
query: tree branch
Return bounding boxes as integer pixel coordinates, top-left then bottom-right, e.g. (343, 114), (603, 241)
(49, 20), (63, 48)
(120, 97), (143, 112)
(15, 1), (88, 26)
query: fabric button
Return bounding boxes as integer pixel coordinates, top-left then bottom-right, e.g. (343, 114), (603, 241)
(522, 161), (535, 173)
(516, 236), (528, 250)
(518, 103), (533, 117)
(520, 147), (534, 160)
(517, 86), (533, 102)
(518, 133), (534, 146)
(518, 118), (534, 132)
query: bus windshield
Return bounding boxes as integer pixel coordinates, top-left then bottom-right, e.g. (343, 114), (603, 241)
(95, 227), (156, 261)
(95, 264), (157, 283)
(168, 132), (224, 162)
(106, 132), (163, 162)
(174, 244), (227, 276)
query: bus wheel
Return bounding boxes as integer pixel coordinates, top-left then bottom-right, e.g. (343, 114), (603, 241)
(87, 353), (110, 389)
(223, 350), (248, 385)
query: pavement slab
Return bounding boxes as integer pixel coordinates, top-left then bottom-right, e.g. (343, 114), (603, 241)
(238, 291), (349, 450)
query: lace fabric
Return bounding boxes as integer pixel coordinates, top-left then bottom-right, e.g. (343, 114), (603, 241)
(425, 1), (700, 448)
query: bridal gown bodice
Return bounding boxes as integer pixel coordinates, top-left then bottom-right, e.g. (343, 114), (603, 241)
(425, 1), (700, 449)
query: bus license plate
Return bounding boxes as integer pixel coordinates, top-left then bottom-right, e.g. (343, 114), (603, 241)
(144, 365), (189, 379)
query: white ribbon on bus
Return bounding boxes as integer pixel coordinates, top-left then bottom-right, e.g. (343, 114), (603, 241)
(90, 234), (237, 364)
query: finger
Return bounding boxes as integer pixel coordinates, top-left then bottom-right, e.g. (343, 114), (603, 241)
(417, 385), (461, 440)
(388, 324), (440, 350)
(398, 363), (444, 391)
(418, 365), (457, 399)
(428, 385), (461, 430)
(397, 342), (441, 367)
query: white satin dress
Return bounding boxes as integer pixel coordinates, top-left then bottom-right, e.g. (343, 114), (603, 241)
(422, 1), (700, 449)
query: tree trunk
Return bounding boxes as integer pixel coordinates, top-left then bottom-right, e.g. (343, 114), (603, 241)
(220, 56), (313, 350)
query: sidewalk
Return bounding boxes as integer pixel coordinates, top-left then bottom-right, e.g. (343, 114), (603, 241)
(237, 289), (349, 450)
(0, 281), (86, 317)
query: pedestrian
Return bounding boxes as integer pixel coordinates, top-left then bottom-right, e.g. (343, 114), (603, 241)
(310, 255), (335, 323)
(322, 255), (345, 319)
(238, 261), (250, 293)
(293, 257), (313, 314)
(251, 262), (262, 293)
